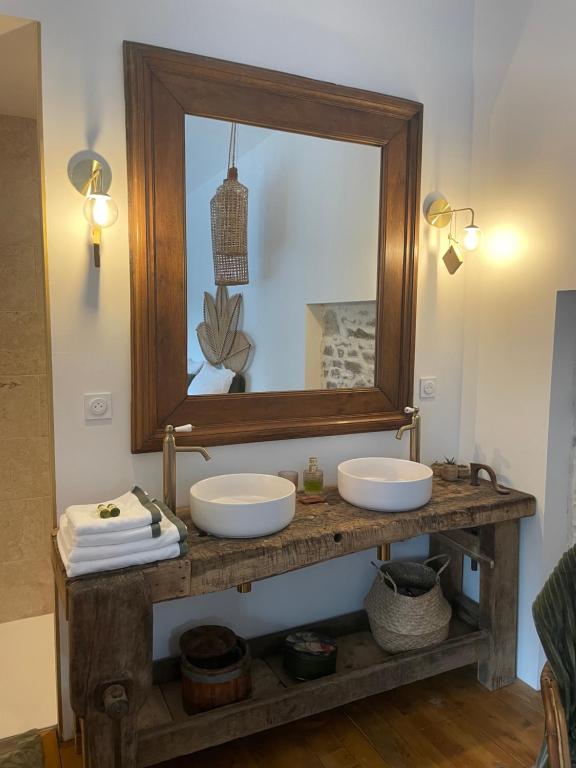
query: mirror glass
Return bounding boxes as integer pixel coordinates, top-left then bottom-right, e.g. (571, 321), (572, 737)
(185, 115), (381, 396)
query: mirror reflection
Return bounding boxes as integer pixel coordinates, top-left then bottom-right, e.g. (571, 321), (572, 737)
(185, 116), (381, 395)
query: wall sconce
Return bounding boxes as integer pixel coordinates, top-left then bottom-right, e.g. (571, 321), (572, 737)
(424, 196), (481, 274)
(69, 155), (118, 267)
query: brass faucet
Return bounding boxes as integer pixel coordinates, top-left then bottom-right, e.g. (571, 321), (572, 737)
(395, 406), (421, 463)
(163, 424), (211, 513)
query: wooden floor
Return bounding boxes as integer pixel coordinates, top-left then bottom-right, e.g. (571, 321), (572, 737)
(57, 666), (544, 768)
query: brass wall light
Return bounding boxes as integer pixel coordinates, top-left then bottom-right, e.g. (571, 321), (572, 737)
(69, 154), (118, 267)
(424, 196), (481, 274)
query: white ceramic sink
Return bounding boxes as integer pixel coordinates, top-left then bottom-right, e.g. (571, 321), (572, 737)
(337, 457), (433, 512)
(189, 473), (296, 538)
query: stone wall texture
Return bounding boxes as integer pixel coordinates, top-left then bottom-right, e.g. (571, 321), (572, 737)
(0, 115), (55, 622)
(320, 301), (376, 389)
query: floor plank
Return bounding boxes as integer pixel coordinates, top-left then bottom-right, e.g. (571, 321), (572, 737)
(249, 723), (327, 768)
(345, 697), (447, 768)
(288, 714), (363, 768)
(430, 668), (543, 765)
(329, 710), (393, 767)
(59, 666), (544, 768)
(41, 729), (62, 768)
(418, 718), (527, 768)
(59, 740), (83, 768)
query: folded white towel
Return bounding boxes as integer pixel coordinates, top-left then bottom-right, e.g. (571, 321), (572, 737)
(60, 514), (162, 547)
(66, 487), (163, 535)
(59, 513), (185, 562)
(57, 532), (186, 577)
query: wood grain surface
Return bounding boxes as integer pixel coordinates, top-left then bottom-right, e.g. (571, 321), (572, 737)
(124, 41), (422, 451)
(58, 666), (545, 768)
(53, 478), (535, 604)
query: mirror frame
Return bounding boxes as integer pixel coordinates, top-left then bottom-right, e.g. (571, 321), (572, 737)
(124, 41), (422, 452)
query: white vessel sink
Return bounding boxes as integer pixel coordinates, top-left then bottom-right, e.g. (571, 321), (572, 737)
(189, 473), (296, 538)
(337, 457), (433, 512)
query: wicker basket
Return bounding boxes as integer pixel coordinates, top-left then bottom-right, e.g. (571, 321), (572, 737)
(364, 555), (452, 653)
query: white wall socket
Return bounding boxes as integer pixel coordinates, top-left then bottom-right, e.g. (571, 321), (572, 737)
(419, 377), (437, 399)
(84, 392), (112, 420)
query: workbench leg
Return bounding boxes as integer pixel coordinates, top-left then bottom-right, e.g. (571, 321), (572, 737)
(429, 534), (463, 603)
(477, 519), (519, 690)
(68, 572), (152, 768)
(73, 715), (82, 755)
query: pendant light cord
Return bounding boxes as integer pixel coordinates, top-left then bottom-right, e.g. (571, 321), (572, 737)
(228, 123), (237, 169)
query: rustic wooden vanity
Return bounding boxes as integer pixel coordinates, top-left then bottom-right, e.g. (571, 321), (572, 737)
(52, 477), (535, 768)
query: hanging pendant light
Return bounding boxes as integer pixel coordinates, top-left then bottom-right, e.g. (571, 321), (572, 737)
(210, 123), (249, 286)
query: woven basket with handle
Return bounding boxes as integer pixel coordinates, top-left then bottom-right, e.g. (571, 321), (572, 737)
(364, 555), (452, 653)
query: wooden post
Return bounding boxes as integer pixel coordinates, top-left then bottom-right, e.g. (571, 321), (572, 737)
(477, 519), (519, 690)
(68, 571), (152, 768)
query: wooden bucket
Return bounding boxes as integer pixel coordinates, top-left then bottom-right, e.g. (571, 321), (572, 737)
(180, 629), (252, 715)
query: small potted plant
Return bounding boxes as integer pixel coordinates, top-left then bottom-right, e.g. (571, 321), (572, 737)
(458, 463), (471, 479)
(441, 457), (459, 481)
(430, 460), (444, 477)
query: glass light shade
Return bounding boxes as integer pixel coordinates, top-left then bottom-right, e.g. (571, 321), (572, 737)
(463, 224), (481, 251)
(83, 193), (118, 228)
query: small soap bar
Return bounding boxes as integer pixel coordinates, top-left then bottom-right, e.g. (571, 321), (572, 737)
(299, 493), (328, 505)
(98, 503), (121, 518)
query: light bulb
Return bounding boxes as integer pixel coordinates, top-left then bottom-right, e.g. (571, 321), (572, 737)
(463, 224), (481, 251)
(83, 193), (118, 229)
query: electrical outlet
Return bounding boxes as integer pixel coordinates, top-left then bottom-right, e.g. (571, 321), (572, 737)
(419, 377), (437, 399)
(84, 392), (112, 421)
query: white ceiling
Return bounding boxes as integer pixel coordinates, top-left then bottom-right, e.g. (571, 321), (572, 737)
(0, 16), (38, 119)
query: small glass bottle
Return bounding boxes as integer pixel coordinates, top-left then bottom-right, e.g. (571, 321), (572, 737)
(303, 457), (324, 493)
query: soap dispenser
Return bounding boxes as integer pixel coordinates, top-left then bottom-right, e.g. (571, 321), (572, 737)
(303, 457), (324, 493)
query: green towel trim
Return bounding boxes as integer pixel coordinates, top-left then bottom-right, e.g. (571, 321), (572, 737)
(131, 486), (188, 544)
(131, 485), (162, 524)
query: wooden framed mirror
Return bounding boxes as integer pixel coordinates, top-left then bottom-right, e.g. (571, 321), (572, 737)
(124, 42), (422, 452)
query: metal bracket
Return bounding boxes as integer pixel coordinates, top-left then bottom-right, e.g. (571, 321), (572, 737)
(470, 463), (511, 495)
(68, 154), (112, 196)
(377, 543), (391, 561)
(434, 530), (495, 570)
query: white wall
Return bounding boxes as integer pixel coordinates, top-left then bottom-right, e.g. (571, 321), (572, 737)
(545, 293), (576, 557)
(0, 0), (475, 734)
(186, 123), (380, 392)
(461, 0), (576, 687)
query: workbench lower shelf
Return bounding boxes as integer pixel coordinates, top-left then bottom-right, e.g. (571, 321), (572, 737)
(135, 611), (489, 767)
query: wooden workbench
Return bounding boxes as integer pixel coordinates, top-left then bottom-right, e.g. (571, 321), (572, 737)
(52, 477), (535, 767)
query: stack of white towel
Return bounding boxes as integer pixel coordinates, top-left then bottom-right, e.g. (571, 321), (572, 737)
(57, 486), (188, 577)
